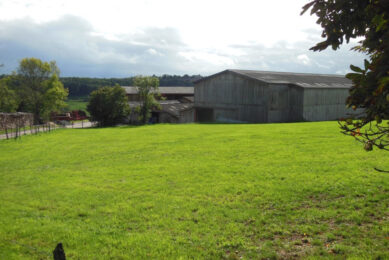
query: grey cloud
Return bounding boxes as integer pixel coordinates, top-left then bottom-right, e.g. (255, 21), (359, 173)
(0, 15), (367, 77)
(0, 16), (190, 77)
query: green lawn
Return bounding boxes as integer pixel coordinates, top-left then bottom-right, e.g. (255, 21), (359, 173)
(0, 122), (388, 259)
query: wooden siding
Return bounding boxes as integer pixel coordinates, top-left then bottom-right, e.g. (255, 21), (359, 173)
(266, 84), (290, 123)
(195, 71), (268, 123)
(302, 88), (351, 121)
(289, 86), (304, 122)
(179, 109), (195, 123)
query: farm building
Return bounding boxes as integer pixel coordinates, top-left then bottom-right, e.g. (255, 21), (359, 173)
(194, 69), (356, 123)
(122, 86), (194, 123)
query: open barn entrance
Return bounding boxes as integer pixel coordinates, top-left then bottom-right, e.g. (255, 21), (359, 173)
(196, 108), (214, 122)
(150, 112), (159, 124)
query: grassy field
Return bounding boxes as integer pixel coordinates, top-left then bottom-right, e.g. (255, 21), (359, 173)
(0, 122), (388, 259)
(66, 97), (88, 113)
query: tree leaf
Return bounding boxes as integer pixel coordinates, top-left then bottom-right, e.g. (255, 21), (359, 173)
(364, 59), (370, 71)
(350, 65), (364, 73)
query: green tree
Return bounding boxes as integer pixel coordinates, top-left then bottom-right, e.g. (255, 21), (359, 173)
(0, 77), (18, 112)
(302, 0), (389, 151)
(87, 85), (130, 126)
(133, 76), (160, 124)
(12, 58), (68, 123)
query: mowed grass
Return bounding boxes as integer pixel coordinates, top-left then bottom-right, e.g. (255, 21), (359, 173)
(0, 122), (388, 259)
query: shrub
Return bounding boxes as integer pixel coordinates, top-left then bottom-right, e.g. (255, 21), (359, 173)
(87, 85), (130, 126)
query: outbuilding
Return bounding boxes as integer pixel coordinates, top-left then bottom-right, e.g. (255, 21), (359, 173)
(123, 86), (194, 124)
(194, 69), (355, 123)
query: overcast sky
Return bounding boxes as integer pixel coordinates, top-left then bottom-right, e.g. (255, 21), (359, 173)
(0, 0), (365, 77)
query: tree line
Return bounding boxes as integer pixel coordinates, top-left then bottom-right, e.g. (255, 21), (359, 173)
(0, 57), (201, 125)
(61, 74), (202, 97)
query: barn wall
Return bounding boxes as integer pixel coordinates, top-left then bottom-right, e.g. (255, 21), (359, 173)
(289, 86), (304, 122)
(266, 84), (291, 123)
(179, 109), (195, 123)
(302, 88), (351, 121)
(195, 71), (268, 123)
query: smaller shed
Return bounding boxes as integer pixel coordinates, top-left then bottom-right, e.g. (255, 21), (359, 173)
(123, 86), (195, 124)
(158, 102), (194, 123)
(123, 86), (194, 101)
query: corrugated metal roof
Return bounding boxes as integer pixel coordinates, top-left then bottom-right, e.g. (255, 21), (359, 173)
(128, 100), (193, 117)
(128, 100), (181, 108)
(123, 86), (194, 95)
(159, 103), (193, 117)
(181, 96), (194, 102)
(195, 69), (352, 89)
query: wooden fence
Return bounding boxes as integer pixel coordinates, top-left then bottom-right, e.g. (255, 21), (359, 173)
(0, 113), (61, 140)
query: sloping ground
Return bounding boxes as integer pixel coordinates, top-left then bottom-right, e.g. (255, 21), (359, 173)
(0, 123), (388, 259)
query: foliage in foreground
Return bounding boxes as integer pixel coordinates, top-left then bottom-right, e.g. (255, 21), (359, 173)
(0, 123), (388, 259)
(302, 0), (389, 151)
(87, 85), (129, 126)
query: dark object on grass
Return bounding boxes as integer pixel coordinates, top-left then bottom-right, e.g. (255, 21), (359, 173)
(53, 243), (66, 260)
(374, 168), (389, 173)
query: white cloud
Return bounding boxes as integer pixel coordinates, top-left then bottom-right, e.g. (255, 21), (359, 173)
(179, 51), (234, 66)
(147, 48), (158, 55)
(0, 0), (319, 46)
(0, 1), (367, 77)
(297, 54), (311, 65)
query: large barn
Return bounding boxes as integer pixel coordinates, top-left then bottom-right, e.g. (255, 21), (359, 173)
(194, 69), (355, 123)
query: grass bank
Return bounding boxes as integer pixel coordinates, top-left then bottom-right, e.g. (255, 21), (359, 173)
(0, 122), (388, 259)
